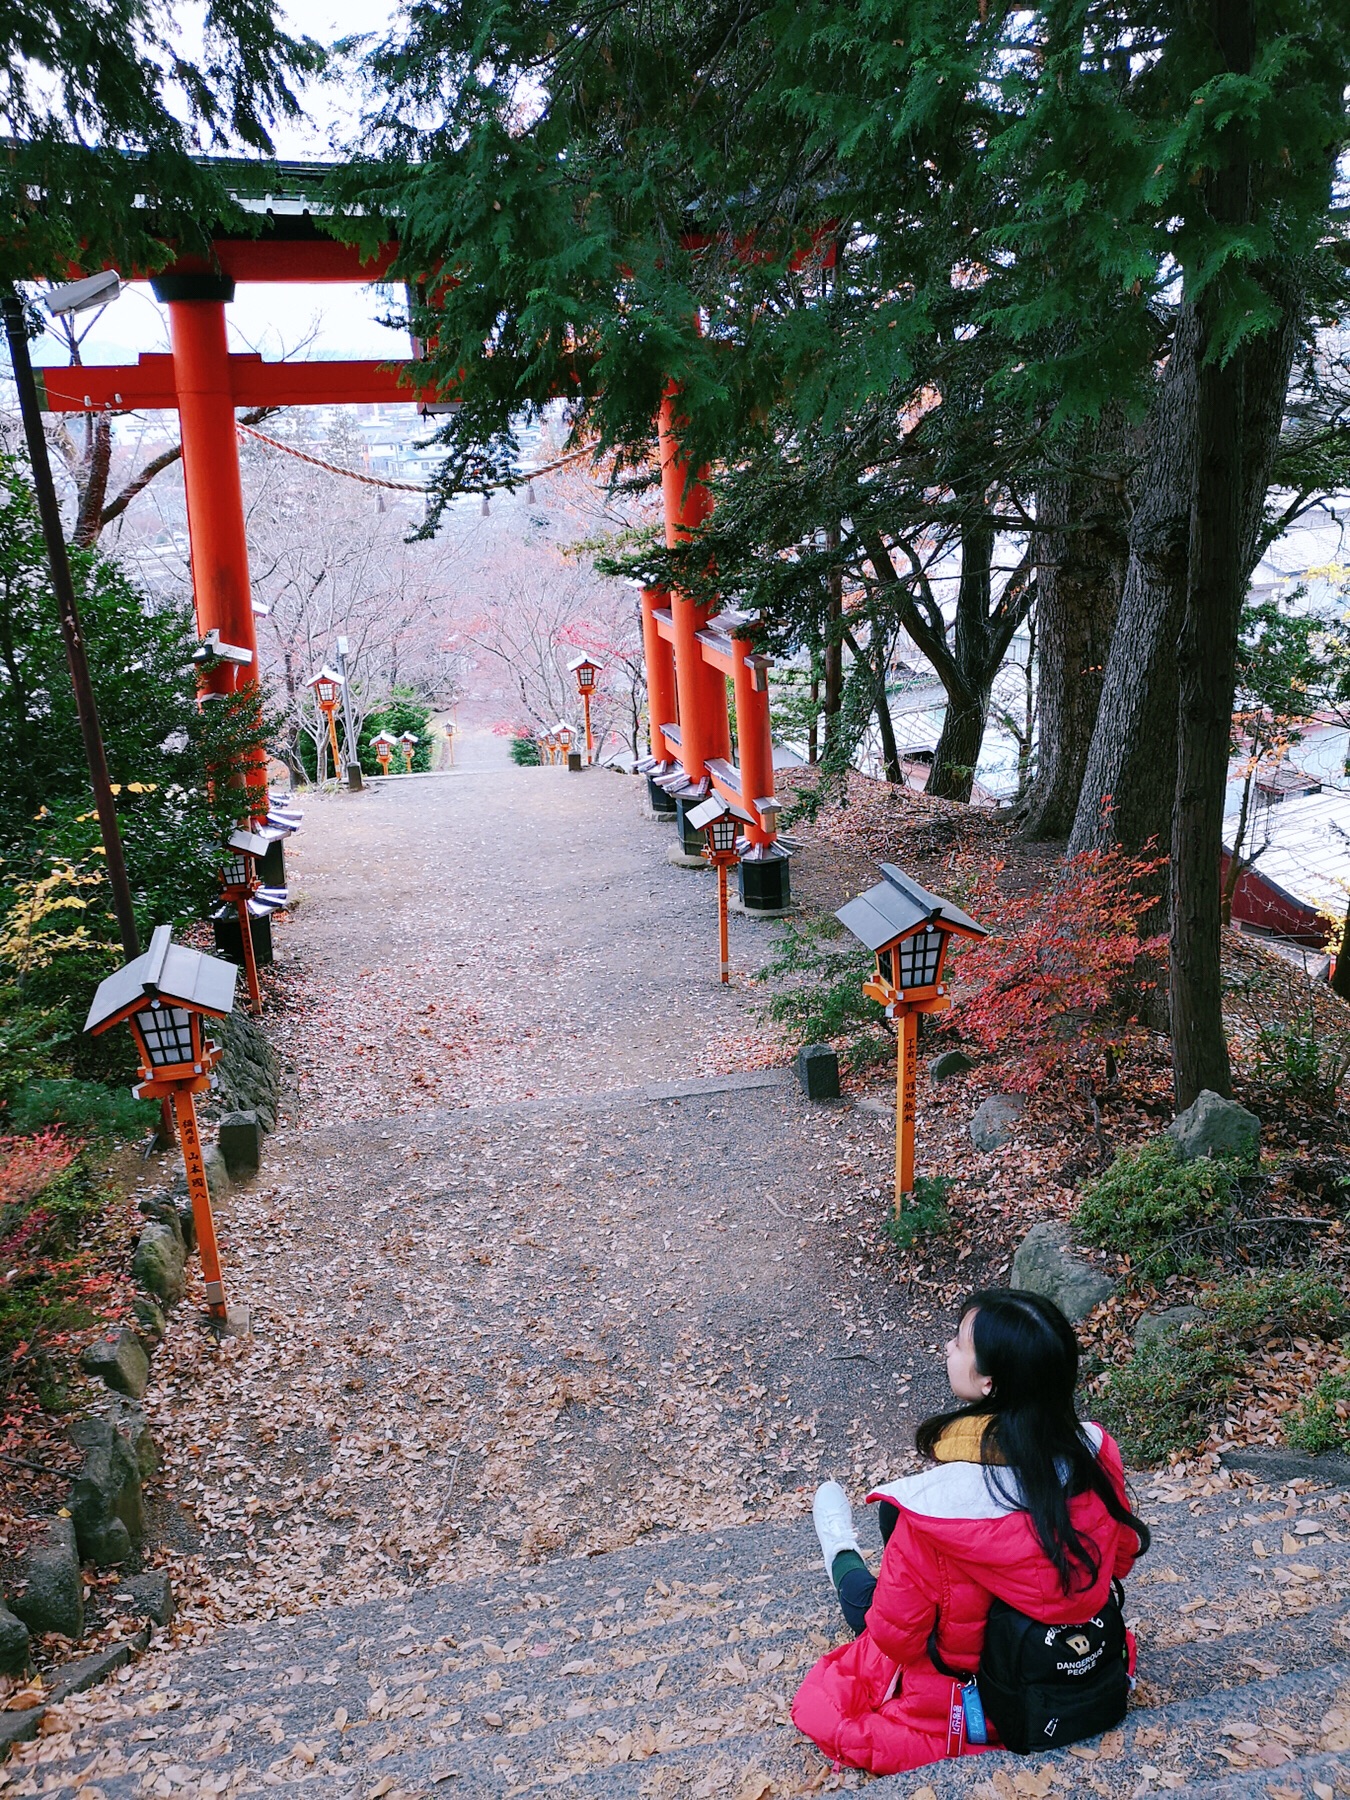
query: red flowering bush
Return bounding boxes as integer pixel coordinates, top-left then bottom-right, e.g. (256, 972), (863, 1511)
(948, 846), (1168, 1090)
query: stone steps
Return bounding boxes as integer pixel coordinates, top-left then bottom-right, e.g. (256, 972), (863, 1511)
(32, 1480), (1350, 1797)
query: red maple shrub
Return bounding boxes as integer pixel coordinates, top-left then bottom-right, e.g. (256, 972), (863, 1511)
(0, 1131), (80, 1214)
(947, 846), (1168, 1090)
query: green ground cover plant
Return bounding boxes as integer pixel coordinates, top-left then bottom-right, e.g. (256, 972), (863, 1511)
(1288, 1370), (1350, 1455)
(758, 919), (892, 1070)
(883, 1175), (952, 1252)
(1074, 1138), (1247, 1275)
(1099, 1272), (1344, 1462)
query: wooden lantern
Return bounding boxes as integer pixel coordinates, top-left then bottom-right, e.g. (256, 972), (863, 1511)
(84, 927), (238, 1320)
(837, 865), (986, 1208)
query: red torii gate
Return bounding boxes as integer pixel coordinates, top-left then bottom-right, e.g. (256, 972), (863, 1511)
(38, 186), (788, 908)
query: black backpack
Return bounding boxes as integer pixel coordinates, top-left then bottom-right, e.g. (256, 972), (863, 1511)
(928, 1580), (1129, 1755)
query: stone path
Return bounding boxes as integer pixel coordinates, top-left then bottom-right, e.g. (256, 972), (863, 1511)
(7, 766), (1349, 1797)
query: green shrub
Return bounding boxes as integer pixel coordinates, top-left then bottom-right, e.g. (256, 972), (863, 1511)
(7, 1078), (156, 1142)
(1074, 1138), (1243, 1273)
(758, 919), (893, 1069)
(1206, 1269), (1345, 1341)
(1097, 1329), (1231, 1463)
(883, 1175), (952, 1251)
(510, 731), (542, 766)
(1099, 1271), (1347, 1462)
(1287, 1369), (1350, 1454)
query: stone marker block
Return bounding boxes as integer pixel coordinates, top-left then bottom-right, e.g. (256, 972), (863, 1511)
(202, 1144), (230, 1202)
(217, 1109), (262, 1178)
(80, 1328), (149, 1400)
(567, 751), (582, 772)
(9, 1518), (82, 1640)
(112, 1570), (174, 1626)
(798, 1043), (840, 1102)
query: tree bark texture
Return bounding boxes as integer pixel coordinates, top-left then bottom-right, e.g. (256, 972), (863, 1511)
(1021, 444), (1128, 838)
(1068, 307), (1201, 863)
(928, 517), (996, 802)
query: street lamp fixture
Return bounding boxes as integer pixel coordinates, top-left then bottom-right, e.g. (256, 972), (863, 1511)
(687, 796), (744, 984)
(372, 730), (399, 774)
(84, 926), (238, 1322)
(836, 863), (986, 1211)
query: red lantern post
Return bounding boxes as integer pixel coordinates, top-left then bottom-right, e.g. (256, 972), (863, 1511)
(687, 797), (743, 984)
(84, 928), (240, 1323)
(307, 667), (346, 785)
(218, 827), (270, 1016)
(567, 655), (601, 765)
(373, 730), (398, 775)
(837, 866), (987, 1210)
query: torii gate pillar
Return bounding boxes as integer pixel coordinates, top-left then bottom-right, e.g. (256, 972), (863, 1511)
(151, 273), (264, 810)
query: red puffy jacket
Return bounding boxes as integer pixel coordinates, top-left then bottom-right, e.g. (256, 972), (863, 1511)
(791, 1421), (1140, 1776)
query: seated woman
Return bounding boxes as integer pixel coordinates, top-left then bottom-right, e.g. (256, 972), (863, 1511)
(792, 1288), (1149, 1776)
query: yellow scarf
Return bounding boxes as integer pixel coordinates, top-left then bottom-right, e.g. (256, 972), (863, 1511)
(931, 1414), (1005, 1465)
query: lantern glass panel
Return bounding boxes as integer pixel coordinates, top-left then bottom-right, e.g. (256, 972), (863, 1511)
(710, 816), (738, 854)
(877, 947), (896, 988)
(135, 1004), (196, 1067)
(896, 926), (945, 989)
(577, 666), (595, 690)
(223, 854), (250, 888)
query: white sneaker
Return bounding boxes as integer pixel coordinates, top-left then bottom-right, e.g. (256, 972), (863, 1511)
(812, 1480), (861, 1578)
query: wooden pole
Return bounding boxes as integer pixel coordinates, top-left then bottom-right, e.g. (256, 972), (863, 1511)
(583, 691), (594, 765)
(171, 1087), (229, 1319)
(718, 861), (730, 984)
(2, 291), (141, 961)
(325, 707), (343, 785)
(895, 1006), (918, 1211)
(235, 896), (262, 1016)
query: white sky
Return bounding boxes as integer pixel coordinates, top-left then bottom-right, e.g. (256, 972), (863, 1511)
(34, 1), (407, 370)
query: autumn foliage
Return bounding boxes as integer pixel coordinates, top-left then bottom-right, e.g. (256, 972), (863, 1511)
(948, 846), (1168, 1089)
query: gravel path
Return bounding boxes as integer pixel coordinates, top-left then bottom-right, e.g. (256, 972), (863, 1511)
(100, 769), (938, 1640)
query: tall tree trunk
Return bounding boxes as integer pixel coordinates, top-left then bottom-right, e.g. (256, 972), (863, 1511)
(1069, 307), (1202, 864)
(1021, 443), (1128, 838)
(72, 414), (112, 549)
(823, 527), (844, 753)
(842, 623), (902, 783)
(928, 517), (994, 802)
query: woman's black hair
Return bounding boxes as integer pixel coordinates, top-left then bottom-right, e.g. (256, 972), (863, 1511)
(916, 1287), (1150, 1594)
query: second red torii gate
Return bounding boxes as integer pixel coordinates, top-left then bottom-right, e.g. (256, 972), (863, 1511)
(39, 192), (787, 906)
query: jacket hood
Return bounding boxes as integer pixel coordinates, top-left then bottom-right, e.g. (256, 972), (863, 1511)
(866, 1422), (1116, 1620)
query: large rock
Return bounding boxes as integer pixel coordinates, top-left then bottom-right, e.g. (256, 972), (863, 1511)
(0, 1603), (30, 1675)
(969, 1093), (1026, 1152)
(1011, 1221), (1116, 1322)
(79, 1327), (149, 1400)
(68, 1408), (146, 1566)
(9, 1518), (82, 1640)
(202, 1144), (230, 1203)
(1167, 1089), (1260, 1166)
(1133, 1305), (1203, 1350)
(928, 1049), (975, 1082)
(130, 1294), (166, 1350)
(132, 1221), (186, 1307)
